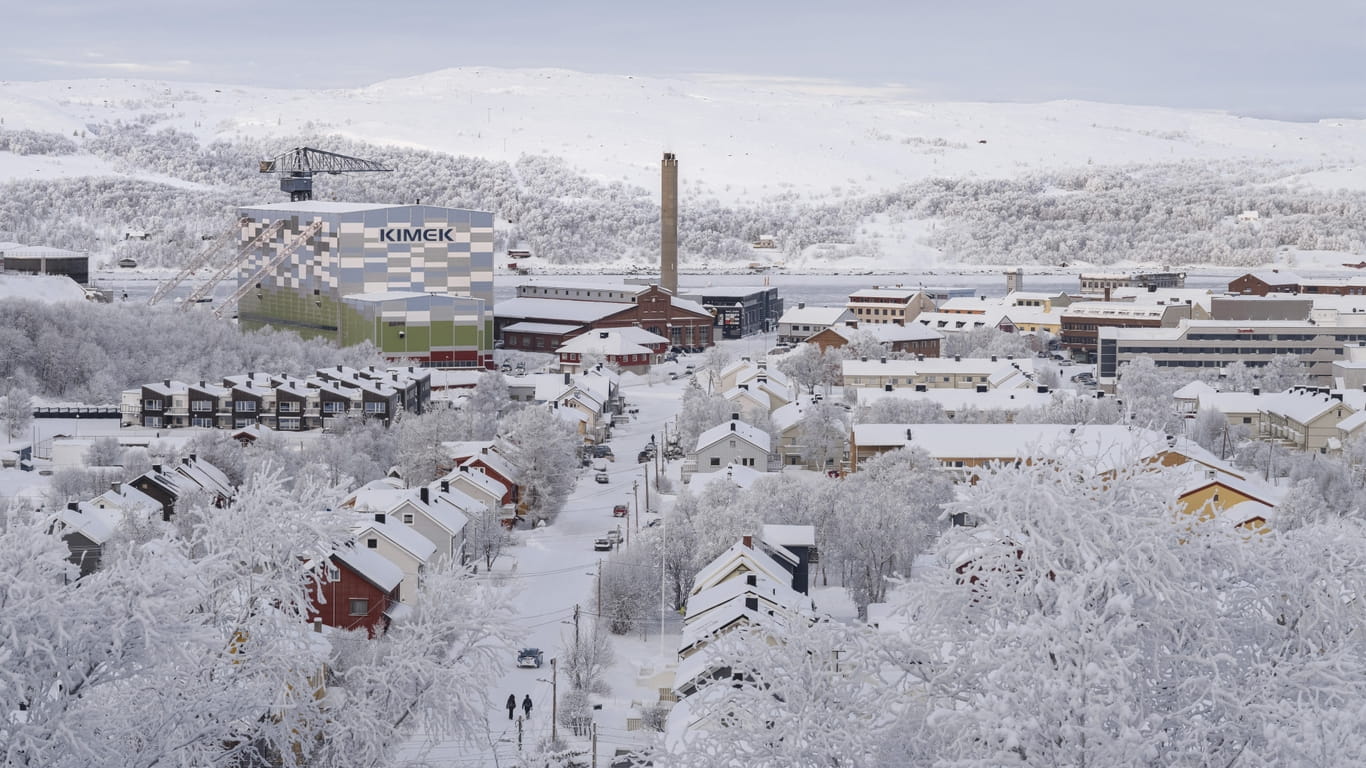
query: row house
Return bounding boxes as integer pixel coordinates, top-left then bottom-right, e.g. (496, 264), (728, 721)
(841, 355), (1036, 391)
(807, 322), (943, 357)
(775, 303), (856, 344)
(121, 366), (433, 431)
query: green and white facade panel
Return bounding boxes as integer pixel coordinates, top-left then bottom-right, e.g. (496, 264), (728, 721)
(236, 202), (495, 368)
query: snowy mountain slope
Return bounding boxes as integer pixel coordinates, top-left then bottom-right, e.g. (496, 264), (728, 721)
(3, 67), (1366, 271)
(2, 67), (1365, 200)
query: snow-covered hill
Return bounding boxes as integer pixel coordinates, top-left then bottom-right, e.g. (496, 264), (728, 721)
(3, 67), (1365, 199)
(3, 67), (1366, 271)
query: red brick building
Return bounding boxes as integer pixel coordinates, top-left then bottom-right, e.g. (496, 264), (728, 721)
(496, 283), (716, 352)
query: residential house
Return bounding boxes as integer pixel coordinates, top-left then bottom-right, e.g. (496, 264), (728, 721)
(54, 501), (122, 577)
(351, 512), (437, 604)
(557, 328), (669, 373)
(342, 478), (471, 565)
(308, 545), (404, 636)
(776, 304), (856, 344)
(685, 420), (775, 481)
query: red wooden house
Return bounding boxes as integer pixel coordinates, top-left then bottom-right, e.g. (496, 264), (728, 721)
(309, 545), (403, 637)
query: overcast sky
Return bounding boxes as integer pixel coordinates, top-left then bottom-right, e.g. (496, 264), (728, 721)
(5, 0), (1362, 120)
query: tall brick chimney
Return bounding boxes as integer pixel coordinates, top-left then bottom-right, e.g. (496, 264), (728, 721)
(661, 152), (678, 295)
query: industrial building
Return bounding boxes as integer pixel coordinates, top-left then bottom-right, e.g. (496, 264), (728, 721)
(683, 286), (783, 338)
(234, 202), (495, 368)
(497, 281), (716, 352)
(0, 243), (90, 285)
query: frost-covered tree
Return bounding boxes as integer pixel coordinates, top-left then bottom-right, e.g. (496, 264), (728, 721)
(497, 405), (578, 522)
(463, 500), (510, 570)
(941, 326), (1033, 359)
(395, 407), (469, 487)
(700, 345), (732, 392)
(829, 448), (952, 614)
(462, 371), (511, 440)
(1258, 352), (1309, 392)
(776, 342), (842, 395)
(676, 382), (733, 453)
(797, 401), (848, 470)
(887, 457), (1366, 767)
(855, 396), (948, 425)
(1115, 356), (1183, 433)
(2, 386), (32, 440)
(599, 542), (660, 635)
(82, 436), (123, 467)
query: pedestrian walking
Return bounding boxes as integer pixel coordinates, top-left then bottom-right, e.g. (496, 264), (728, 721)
(522, 694), (533, 719)
(506, 693), (516, 720)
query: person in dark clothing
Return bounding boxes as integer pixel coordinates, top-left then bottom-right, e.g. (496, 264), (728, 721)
(522, 694), (533, 718)
(506, 694), (517, 720)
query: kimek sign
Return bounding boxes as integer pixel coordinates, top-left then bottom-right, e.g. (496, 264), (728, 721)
(378, 228), (455, 243)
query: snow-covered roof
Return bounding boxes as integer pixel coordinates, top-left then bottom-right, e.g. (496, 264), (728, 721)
(842, 356), (1020, 379)
(671, 296), (714, 318)
(864, 323), (944, 343)
(500, 321), (585, 335)
(690, 538), (795, 595)
(243, 201), (399, 213)
(686, 286), (773, 299)
(849, 287), (922, 301)
(1173, 380), (1218, 400)
(1262, 391), (1351, 425)
(332, 544), (404, 593)
(854, 386), (1065, 414)
(557, 331), (653, 357)
(1, 245), (86, 258)
(1338, 410), (1366, 434)
(353, 516), (437, 563)
(1063, 302), (1180, 319)
(771, 401), (807, 433)
(56, 502), (122, 545)
(724, 386), (771, 410)
(144, 380), (189, 396)
(778, 305), (854, 326)
(460, 450), (518, 483)
(1244, 270), (1303, 285)
(691, 463), (767, 491)
(853, 423), (1226, 474)
(762, 523), (815, 548)
(495, 297), (627, 324)
(695, 420), (771, 453)
(444, 466), (509, 500)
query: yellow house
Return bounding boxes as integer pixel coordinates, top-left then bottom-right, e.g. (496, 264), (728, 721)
(1174, 470), (1282, 534)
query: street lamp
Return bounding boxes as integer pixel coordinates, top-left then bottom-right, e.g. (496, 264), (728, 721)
(536, 657), (558, 743)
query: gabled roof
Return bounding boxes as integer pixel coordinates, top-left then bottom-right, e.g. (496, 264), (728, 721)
(443, 467), (509, 500)
(90, 484), (162, 514)
(352, 516), (437, 563)
(695, 420), (771, 454)
(1173, 380), (1219, 400)
(723, 386), (771, 410)
(56, 502), (122, 545)
(331, 544), (404, 593)
(778, 305), (855, 326)
(557, 331), (653, 357)
(690, 539), (795, 596)
(771, 401), (807, 433)
(762, 524), (816, 549)
(1262, 391), (1351, 425)
(692, 463), (767, 491)
(495, 297), (628, 324)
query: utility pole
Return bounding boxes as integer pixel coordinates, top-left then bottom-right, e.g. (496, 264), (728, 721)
(573, 603), (581, 652)
(596, 559), (603, 614)
(633, 480), (640, 533)
(591, 722), (598, 768)
(643, 466), (650, 516)
(551, 658), (558, 743)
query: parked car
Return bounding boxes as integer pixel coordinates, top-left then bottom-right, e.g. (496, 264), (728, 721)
(612, 504), (629, 517)
(517, 648), (544, 668)
(595, 472), (610, 484)
(684, 364), (695, 374)
(593, 537), (614, 551)
(1070, 371), (1095, 383)
(644, 518), (661, 528)
(664, 352), (679, 362)
(605, 529), (623, 544)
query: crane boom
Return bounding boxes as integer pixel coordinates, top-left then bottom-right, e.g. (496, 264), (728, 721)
(212, 220), (325, 319)
(178, 220), (285, 309)
(259, 146), (392, 201)
(147, 218), (247, 306)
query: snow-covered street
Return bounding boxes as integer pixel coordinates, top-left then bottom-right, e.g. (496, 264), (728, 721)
(398, 369), (692, 767)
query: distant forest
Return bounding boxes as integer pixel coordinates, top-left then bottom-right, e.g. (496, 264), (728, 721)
(2, 122), (1365, 268)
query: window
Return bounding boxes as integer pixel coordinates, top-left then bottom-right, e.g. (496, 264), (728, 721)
(278, 417), (301, 431)
(709, 457), (721, 466)
(1242, 417), (1252, 424)
(143, 399), (163, 411)
(235, 401), (257, 413)
(364, 402), (386, 414)
(145, 416), (163, 428)
(741, 457), (756, 467)
(402, 513), (414, 524)
(349, 598), (369, 616)
(191, 401), (212, 412)
(323, 401), (345, 414)
(366, 538), (378, 549)
(328, 565), (341, 582)
(278, 401), (301, 413)
(191, 417), (214, 428)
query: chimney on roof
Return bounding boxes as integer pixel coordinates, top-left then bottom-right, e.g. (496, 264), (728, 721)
(374, 513), (385, 524)
(954, 355), (961, 362)
(1253, 387), (1260, 396)
(906, 428), (913, 440)
(111, 481), (121, 494)
(460, 465), (469, 473)
(163, 379), (170, 387)
(730, 422), (737, 431)
(917, 354), (924, 361)
(599, 331), (609, 338)
(337, 365), (343, 371)
(152, 464), (162, 474)
(991, 355), (997, 362)
(976, 385), (987, 392)
(742, 534), (752, 548)
(199, 380), (205, 387)
(314, 617), (323, 633)
(880, 357), (887, 364)
(67, 501), (78, 511)
(798, 302), (805, 309)
(1037, 385), (1049, 393)
(885, 384), (893, 392)
(419, 486), (429, 504)
(860, 356), (868, 362)
(189, 454), (196, 463)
